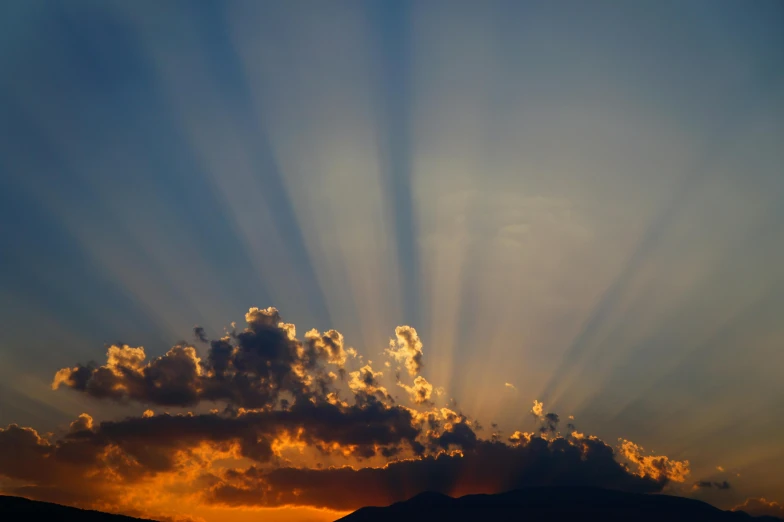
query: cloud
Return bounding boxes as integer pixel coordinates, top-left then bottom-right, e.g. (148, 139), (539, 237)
(531, 400), (544, 418)
(618, 439), (690, 483)
(69, 413), (94, 433)
(194, 326), (208, 343)
(53, 307), (353, 408)
(432, 420), (478, 451)
(304, 328), (348, 367)
(527, 400), (561, 435)
(0, 423), (126, 509)
(692, 480), (731, 490)
(398, 376), (434, 405)
(72, 399), (424, 466)
(385, 326), (424, 377)
(733, 498), (784, 518)
(541, 413), (560, 434)
(508, 431), (534, 444)
(206, 437), (666, 511)
(8, 409), (681, 513)
(155, 515), (205, 522)
(347, 364), (392, 404)
(4, 307), (695, 517)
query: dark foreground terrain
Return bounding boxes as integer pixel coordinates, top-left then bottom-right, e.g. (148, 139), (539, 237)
(337, 487), (784, 522)
(0, 495), (151, 521)
(3, 488), (782, 522)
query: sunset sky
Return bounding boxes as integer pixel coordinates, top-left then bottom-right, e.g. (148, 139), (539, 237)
(1, 1), (783, 521)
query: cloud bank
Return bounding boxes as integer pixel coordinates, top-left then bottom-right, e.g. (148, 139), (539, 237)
(733, 498), (784, 518)
(1, 307), (699, 518)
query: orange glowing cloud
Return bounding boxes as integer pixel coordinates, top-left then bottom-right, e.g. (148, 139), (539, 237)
(618, 439), (690, 483)
(398, 375), (434, 405)
(385, 326), (424, 377)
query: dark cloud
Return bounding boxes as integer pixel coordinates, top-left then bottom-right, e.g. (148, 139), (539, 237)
(0, 399), (428, 510)
(53, 344), (203, 406)
(433, 421), (478, 451)
(207, 437), (665, 511)
(695, 480), (732, 489)
(194, 326), (208, 343)
(693, 480), (731, 490)
(54, 307), (350, 408)
(60, 399), (425, 469)
(541, 413), (560, 434)
(0, 423), (127, 510)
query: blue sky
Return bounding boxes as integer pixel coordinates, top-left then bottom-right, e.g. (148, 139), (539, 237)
(0, 1), (783, 517)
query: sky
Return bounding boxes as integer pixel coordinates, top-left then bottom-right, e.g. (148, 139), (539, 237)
(0, 1), (783, 521)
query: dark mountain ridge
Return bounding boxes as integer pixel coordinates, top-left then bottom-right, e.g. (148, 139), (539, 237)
(336, 486), (784, 522)
(0, 495), (153, 521)
(3, 488), (782, 522)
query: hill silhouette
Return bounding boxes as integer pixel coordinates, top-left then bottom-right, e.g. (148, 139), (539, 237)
(3, 488), (782, 522)
(335, 487), (784, 522)
(0, 495), (153, 522)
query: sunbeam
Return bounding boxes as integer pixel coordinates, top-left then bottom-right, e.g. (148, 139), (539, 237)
(1, 1), (782, 521)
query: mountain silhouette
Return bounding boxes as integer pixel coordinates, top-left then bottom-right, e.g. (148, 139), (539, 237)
(3, 489), (782, 522)
(335, 487), (784, 522)
(0, 495), (152, 522)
